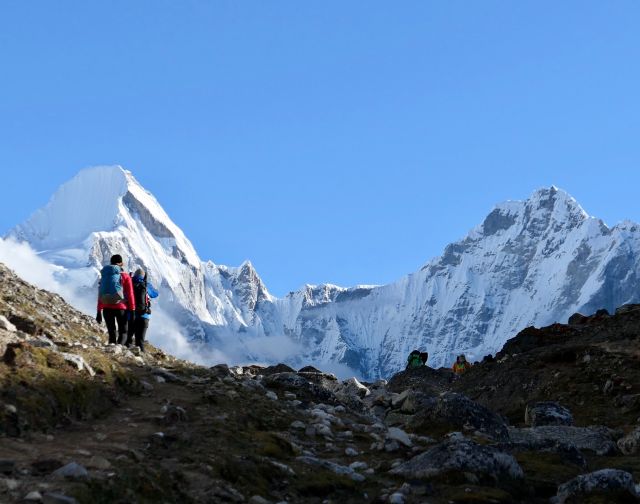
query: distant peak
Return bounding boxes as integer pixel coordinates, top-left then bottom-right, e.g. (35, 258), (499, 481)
(477, 186), (589, 239)
(240, 260), (254, 270)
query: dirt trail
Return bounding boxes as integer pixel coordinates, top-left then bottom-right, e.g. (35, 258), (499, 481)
(0, 366), (207, 503)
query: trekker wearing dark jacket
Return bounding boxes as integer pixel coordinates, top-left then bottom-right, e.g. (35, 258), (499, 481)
(125, 268), (158, 352)
(96, 254), (135, 344)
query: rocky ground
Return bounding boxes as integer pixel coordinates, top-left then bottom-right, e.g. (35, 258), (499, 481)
(0, 261), (640, 503)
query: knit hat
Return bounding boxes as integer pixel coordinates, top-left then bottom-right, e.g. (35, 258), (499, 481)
(110, 254), (123, 265)
(134, 268), (145, 278)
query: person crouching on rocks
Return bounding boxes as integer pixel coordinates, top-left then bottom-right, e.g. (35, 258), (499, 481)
(96, 254), (135, 345)
(406, 350), (429, 369)
(125, 268), (158, 353)
(452, 354), (471, 375)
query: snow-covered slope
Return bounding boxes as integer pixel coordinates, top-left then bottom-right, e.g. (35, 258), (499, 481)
(9, 167), (640, 379)
(270, 187), (640, 378)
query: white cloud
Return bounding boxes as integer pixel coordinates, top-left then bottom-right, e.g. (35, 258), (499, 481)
(0, 237), (94, 313)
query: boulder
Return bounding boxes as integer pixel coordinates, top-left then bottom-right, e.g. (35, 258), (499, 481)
(52, 462), (88, 480)
(296, 456), (365, 482)
(525, 401), (574, 427)
(261, 363), (296, 375)
(409, 392), (510, 441)
(617, 427), (640, 455)
(552, 469), (640, 504)
(386, 427), (412, 447)
(615, 304), (640, 315)
(152, 368), (184, 383)
(61, 353), (95, 377)
(333, 377), (370, 400)
(386, 365), (453, 394)
(390, 438), (523, 487)
(264, 372), (338, 404)
(567, 312), (588, 325)
(508, 425), (618, 456)
(0, 315), (17, 332)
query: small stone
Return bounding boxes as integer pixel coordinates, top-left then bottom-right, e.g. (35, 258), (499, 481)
(388, 493), (404, 504)
(290, 421), (306, 430)
(284, 392), (296, 400)
(315, 424), (332, 437)
(387, 427), (413, 447)
(385, 440), (400, 452)
(265, 391), (278, 401)
(140, 380), (154, 391)
(154, 375), (166, 383)
(345, 447), (358, 456)
(4, 404), (17, 414)
(52, 462), (88, 480)
(305, 426), (317, 438)
(87, 456), (111, 470)
(95, 433), (107, 441)
(2, 478), (19, 491)
(24, 491), (43, 501)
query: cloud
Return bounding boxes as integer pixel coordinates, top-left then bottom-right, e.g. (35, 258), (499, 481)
(147, 309), (234, 366)
(0, 237), (95, 313)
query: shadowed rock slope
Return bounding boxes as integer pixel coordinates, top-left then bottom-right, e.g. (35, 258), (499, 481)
(1, 261), (640, 503)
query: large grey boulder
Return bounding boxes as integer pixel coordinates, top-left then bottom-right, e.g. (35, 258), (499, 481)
(409, 392), (510, 441)
(508, 425), (618, 456)
(264, 372), (338, 404)
(296, 456), (365, 482)
(552, 469), (640, 503)
(390, 438), (523, 487)
(525, 401), (573, 427)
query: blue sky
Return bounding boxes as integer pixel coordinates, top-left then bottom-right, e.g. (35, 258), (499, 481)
(1, 1), (639, 296)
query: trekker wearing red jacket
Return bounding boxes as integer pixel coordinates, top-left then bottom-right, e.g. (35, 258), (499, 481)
(96, 254), (135, 344)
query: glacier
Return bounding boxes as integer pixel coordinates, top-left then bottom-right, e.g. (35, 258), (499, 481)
(7, 166), (640, 379)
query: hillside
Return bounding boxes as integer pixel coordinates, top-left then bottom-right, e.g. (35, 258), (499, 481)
(1, 261), (640, 503)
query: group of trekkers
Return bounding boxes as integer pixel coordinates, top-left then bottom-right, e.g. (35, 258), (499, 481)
(406, 349), (472, 375)
(95, 254), (158, 352)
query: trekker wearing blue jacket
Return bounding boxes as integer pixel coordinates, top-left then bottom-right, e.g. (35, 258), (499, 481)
(126, 268), (159, 352)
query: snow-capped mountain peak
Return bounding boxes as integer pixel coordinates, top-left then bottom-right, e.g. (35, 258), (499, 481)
(8, 170), (640, 380)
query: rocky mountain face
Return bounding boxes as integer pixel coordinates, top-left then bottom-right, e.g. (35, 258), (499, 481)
(8, 166), (640, 379)
(1, 262), (640, 503)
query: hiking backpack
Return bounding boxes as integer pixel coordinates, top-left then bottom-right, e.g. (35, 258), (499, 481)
(133, 276), (151, 314)
(407, 350), (423, 369)
(99, 265), (124, 305)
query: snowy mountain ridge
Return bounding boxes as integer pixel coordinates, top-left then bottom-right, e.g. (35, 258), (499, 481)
(8, 166), (640, 379)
